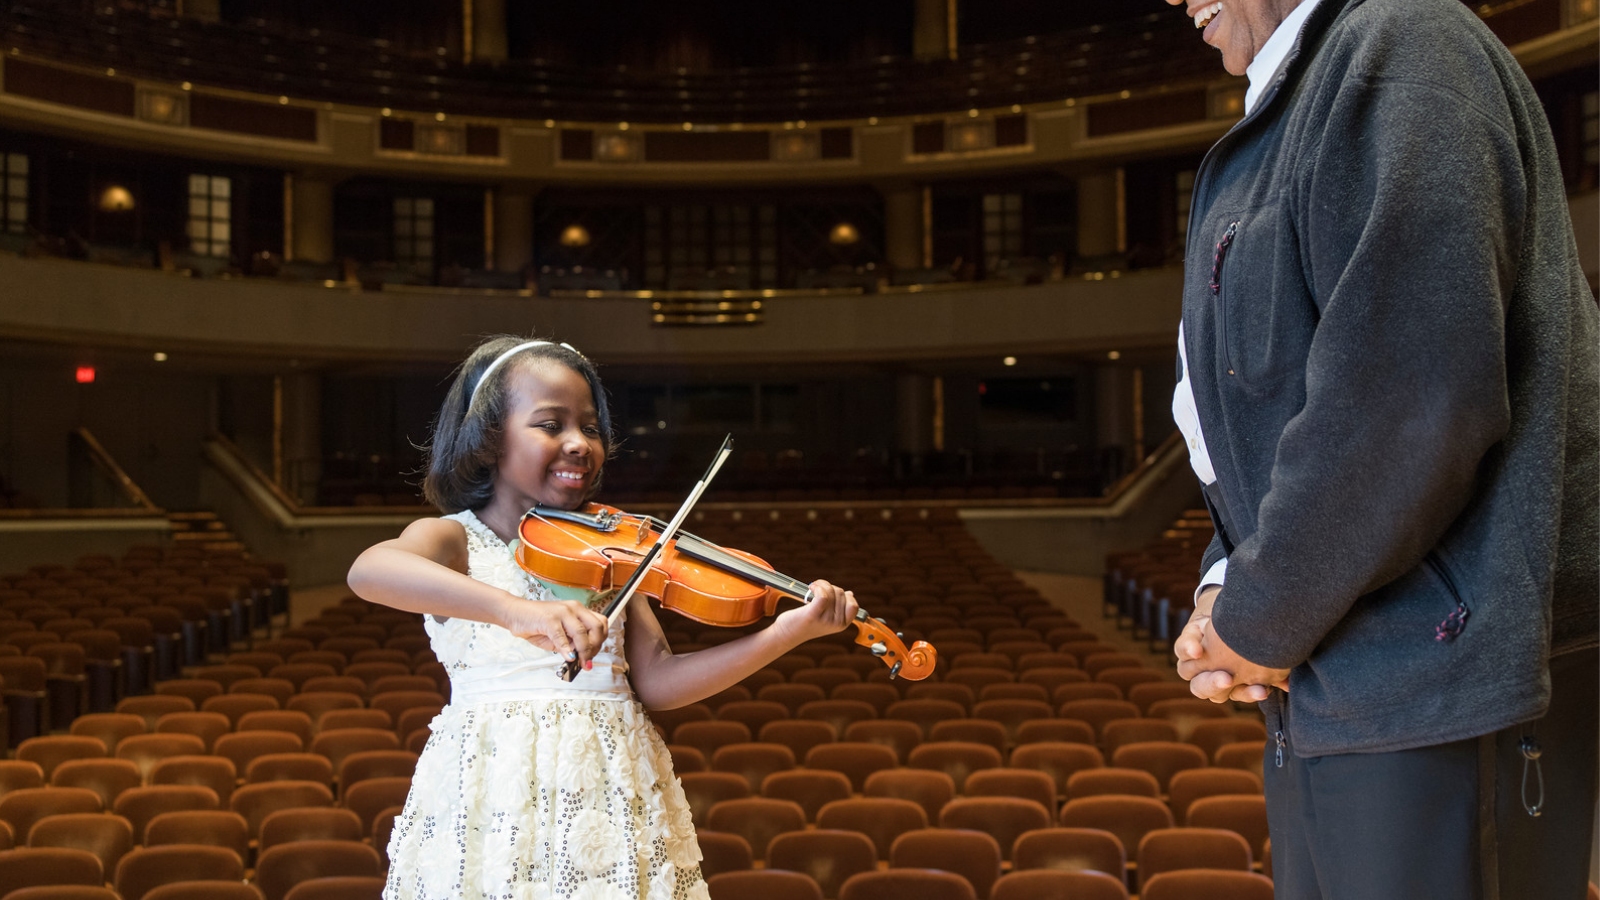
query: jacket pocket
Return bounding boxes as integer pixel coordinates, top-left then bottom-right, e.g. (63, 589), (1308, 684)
(1213, 205), (1315, 389)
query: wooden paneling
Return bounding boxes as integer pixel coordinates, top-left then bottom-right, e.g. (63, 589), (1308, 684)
(643, 131), (770, 162)
(189, 95), (317, 141)
(1086, 90), (1207, 138)
(3, 59), (135, 117)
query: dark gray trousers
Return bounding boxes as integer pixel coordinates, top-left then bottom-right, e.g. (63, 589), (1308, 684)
(1264, 647), (1598, 900)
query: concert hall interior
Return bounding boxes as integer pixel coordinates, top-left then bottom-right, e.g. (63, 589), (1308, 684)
(0, 0), (1593, 898)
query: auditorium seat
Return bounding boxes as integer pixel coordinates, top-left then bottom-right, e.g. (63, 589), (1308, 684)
(803, 742), (899, 792)
(25, 811), (135, 879)
(1139, 869), (1275, 900)
(338, 749), (417, 790)
(69, 712), (147, 754)
(703, 797), (806, 862)
(711, 743), (795, 794)
(0, 786), (104, 841)
(1167, 768), (1262, 823)
(989, 870), (1129, 900)
(694, 830), (754, 879)
(706, 870), (824, 900)
(1058, 795), (1174, 863)
(257, 806), (365, 852)
(767, 829), (876, 900)
(116, 695), (196, 730)
(1014, 719), (1096, 746)
(1213, 741), (1266, 773)
(886, 699), (968, 736)
(17, 735), (106, 780)
(114, 845), (246, 900)
(679, 772), (751, 827)
(928, 719), (1008, 756)
(815, 797), (928, 860)
(1055, 700), (1140, 741)
(1185, 795), (1270, 860)
(902, 684), (975, 712)
(154, 711), (232, 751)
(229, 780), (335, 838)
(1111, 741), (1209, 794)
(253, 840), (385, 900)
(142, 883), (265, 900)
(153, 679), (225, 707)
(976, 683), (1050, 704)
(117, 733), (208, 782)
(862, 769), (956, 823)
(907, 741), (1003, 792)
(1137, 827), (1254, 889)
(1101, 719), (1180, 757)
(716, 700), (791, 734)
(341, 777), (411, 834)
(232, 678), (298, 707)
(666, 744), (707, 774)
(963, 768), (1058, 813)
(1187, 719), (1269, 761)
(761, 769), (852, 823)
(890, 828), (1003, 899)
(938, 797), (1053, 864)
(50, 758), (142, 807)
(842, 720), (922, 763)
(944, 669), (1016, 692)
(0, 759), (46, 797)
(143, 810), (252, 862)
(1011, 826), (1126, 876)
(838, 869), (977, 900)
(1146, 698), (1235, 723)
(4, 886), (123, 900)
(673, 721), (752, 760)
(279, 877), (386, 900)
(795, 699), (878, 734)
(0, 847), (105, 895)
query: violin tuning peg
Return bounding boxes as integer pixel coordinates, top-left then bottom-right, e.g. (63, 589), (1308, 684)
(870, 642), (887, 656)
(896, 632), (904, 640)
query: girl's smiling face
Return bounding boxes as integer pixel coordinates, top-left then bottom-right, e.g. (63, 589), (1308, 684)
(491, 360), (604, 512)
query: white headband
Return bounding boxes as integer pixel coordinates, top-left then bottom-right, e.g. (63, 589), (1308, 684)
(468, 340), (580, 409)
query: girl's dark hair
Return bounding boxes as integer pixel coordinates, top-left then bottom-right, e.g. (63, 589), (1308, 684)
(422, 335), (613, 512)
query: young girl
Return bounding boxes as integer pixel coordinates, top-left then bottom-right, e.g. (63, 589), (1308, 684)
(347, 335), (858, 900)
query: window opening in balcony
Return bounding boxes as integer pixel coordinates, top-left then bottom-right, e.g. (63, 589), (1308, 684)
(1175, 170), (1195, 250)
(1, 154), (27, 235)
(1583, 90), (1598, 174)
(188, 174), (232, 257)
(646, 202), (777, 289)
(982, 192), (1023, 273)
(393, 197), (435, 267)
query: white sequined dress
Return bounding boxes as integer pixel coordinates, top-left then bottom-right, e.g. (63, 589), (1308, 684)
(384, 510), (708, 900)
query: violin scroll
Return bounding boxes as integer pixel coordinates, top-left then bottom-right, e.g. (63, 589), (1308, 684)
(849, 609), (937, 681)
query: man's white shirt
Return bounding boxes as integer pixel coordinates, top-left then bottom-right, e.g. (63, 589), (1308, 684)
(1173, 0), (1324, 599)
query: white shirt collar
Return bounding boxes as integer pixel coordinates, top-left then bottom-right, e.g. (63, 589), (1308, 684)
(1244, 0), (1325, 115)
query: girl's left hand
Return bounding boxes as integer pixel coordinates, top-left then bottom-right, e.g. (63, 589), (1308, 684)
(772, 579), (859, 646)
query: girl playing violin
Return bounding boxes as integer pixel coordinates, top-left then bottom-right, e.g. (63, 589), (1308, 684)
(347, 335), (860, 900)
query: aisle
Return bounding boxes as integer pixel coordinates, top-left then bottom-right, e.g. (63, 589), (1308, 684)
(1017, 569), (1184, 682)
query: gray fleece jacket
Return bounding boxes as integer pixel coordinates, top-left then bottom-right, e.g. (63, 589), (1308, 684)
(1184, 0), (1599, 757)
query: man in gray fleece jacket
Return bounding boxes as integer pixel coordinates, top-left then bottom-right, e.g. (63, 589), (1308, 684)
(1165, 0), (1598, 896)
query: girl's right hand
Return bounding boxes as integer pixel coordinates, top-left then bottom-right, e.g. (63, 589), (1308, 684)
(501, 596), (610, 663)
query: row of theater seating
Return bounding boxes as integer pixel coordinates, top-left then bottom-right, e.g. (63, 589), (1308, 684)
(1, 5), (1214, 122)
(0, 509), (1267, 900)
(0, 579), (440, 900)
(1103, 510), (1212, 650)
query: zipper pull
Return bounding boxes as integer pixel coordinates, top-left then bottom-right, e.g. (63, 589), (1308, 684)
(1274, 730), (1286, 768)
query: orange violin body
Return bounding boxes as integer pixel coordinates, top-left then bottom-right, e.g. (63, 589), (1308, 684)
(515, 502), (937, 680)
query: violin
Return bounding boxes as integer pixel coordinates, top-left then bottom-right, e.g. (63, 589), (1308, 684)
(512, 502), (937, 680)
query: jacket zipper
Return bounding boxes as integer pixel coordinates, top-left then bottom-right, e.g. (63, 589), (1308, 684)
(1275, 730), (1286, 768)
(1426, 553), (1470, 641)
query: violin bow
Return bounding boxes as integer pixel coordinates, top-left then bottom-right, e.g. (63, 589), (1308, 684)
(556, 434), (735, 682)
